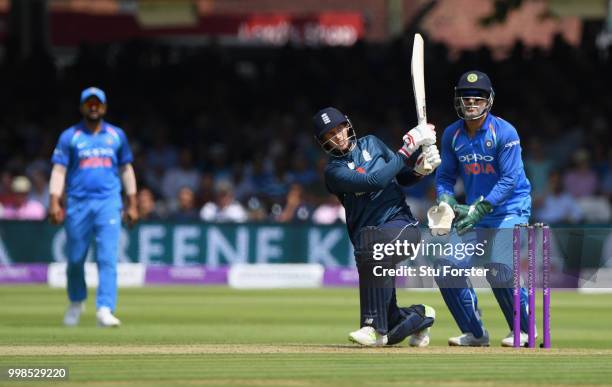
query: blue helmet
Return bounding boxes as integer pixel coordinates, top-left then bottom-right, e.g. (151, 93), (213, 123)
(312, 107), (356, 157)
(454, 71), (494, 120)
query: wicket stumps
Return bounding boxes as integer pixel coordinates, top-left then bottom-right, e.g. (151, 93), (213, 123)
(513, 223), (551, 349)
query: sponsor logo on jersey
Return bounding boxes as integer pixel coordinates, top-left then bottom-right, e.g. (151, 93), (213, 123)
(504, 140), (520, 148)
(458, 154), (494, 162)
(78, 147), (114, 169)
(79, 157), (112, 168)
(459, 153), (496, 175)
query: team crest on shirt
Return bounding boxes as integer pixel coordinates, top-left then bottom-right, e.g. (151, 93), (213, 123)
(362, 150), (372, 161)
(347, 162), (355, 170)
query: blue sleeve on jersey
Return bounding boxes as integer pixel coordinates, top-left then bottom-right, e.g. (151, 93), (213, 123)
(372, 135), (421, 187)
(51, 130), (72, 166)
(117, 129), (134, 165)
(435, 127), (458, 198)
(372, 136), (395, 161)
(484, 126), (523, 207)
(325, 153), (407, 193)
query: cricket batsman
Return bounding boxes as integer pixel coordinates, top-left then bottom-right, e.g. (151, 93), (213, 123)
(313, 107), (439, 346)
(432, 71), (532, 346)
(48, 87), (138, 327)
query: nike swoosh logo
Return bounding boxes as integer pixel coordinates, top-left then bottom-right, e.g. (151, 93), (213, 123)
(454, 145), (464, 152)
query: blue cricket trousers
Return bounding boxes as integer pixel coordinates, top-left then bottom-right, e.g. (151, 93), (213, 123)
(65, 195), (122, 310)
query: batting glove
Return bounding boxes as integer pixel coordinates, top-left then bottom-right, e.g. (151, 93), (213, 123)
(413, 145), (441, 175)
(398, 123), (436, 158)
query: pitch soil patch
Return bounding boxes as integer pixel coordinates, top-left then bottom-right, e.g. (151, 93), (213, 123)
(2, 344), (611, 356)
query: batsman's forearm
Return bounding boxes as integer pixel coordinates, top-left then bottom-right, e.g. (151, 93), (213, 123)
(49, 164), (66, 197)
(120, 164), (137, 196)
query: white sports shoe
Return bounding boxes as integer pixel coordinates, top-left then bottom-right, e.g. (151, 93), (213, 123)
(349, 326), (388, 346)
(501, 330), (537, 347)
(96, 307), (121, 328)
(63, 302), (84, 327)
(409, 305), (436, 347)
(448, 330), (490, 347)
(409, 327), (430, 347)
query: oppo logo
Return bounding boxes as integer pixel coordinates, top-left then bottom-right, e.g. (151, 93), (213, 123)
(458, 154), (494, 162)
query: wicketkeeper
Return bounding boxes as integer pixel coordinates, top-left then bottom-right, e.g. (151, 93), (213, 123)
(430, 71), (532, 346)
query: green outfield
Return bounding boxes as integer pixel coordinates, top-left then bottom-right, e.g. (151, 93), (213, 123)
(1, 286), (612, 386)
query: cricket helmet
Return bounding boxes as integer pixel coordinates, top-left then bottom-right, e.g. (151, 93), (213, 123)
(312, 107), (356, 157)
(454, 71), (494, 120)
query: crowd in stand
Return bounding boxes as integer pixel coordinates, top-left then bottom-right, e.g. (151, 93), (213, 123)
(0, 33), (610, 225)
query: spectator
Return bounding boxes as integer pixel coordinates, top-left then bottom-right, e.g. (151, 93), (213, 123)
(146, 132), (178, 170)
(563, 149), (598, 198)
(276, 183), (311, 223)
(534, 170), (582, 224)
(196, 172), (216, 208)
(245, 196), (268, 222)
(200, 180), (247, 222)
(602, 150), (612, 198)
(524, 138), (554, 195)
(1, 176), (46, 220)
(137, 187), (163, 221)
(161, 148), (200, 201)
(312, 194), (346, 224)
(169, 187), (199, 221)
(0, 171), (14, 207)
(288, 154), (318, 186)
(28, 169), (49, 208)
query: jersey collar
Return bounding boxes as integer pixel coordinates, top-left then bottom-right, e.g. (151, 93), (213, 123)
(78, 120), (107, 134)
(461, 113), (494, 135)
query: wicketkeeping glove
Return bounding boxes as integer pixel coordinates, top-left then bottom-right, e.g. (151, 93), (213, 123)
(427, 201), (455, 236)
(438, 193), (458, 208)
(454, 196), (493, 235)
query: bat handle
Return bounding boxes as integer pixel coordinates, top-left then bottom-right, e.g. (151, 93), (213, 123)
(417, 118), (433, 172)
(421, 145), (433, 172)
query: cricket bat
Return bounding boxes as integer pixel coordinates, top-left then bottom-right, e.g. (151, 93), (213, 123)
(411, 33), (432, 172)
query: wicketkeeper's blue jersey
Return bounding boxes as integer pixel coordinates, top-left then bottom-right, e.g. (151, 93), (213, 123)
(51, 121), (133, 200)
(324, 135), (420, 245)
(436, 114), (531, 218)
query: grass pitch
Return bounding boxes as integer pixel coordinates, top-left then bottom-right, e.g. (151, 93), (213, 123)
(1, 286), (612, 386)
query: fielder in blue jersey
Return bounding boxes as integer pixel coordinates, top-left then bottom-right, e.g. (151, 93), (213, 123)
(48, 87), (138, 328)
(433, 71), (532, 346)
(313, 107), (439, 346)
